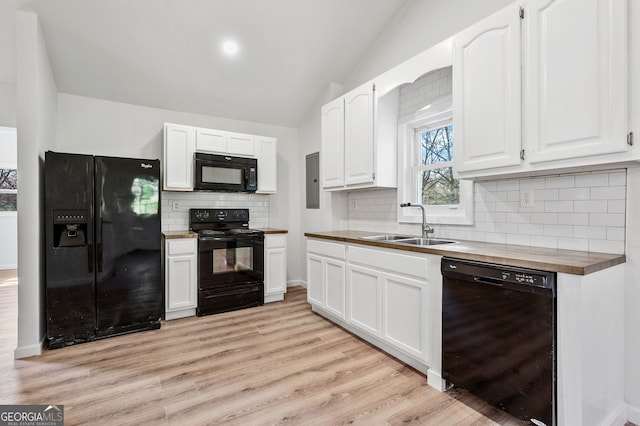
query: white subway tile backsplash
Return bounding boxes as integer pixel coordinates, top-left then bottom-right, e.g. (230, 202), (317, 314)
(545, 175), (575, 188)
(574, 200), (608, 213)
(574, 226), (607, 240)
(575, 172), (609, 187)
(544, 201), (573, 212)
(485, 233), (507, 244)
(519, 178), (546, 190)
(589, 213), (625, 227)
(531, 213), (558, 225)
(609, 171), (626, 186)
(544, 224), (573, 237)
(588, 239), (625, 254)
(507, 234), (531, 246)
(518, 223), (544, 235)
(559, 187), (590, 200)
(608, 200), (626, 214)
(531, 236), (558, 249)
(533, 189), (559, 201)
(557, 213), (589, 226)
(161, 191), (270, 231)
(607, 227), (625, 241)
(497, 180), (520, 191)
(591, 186), (626, 200)
(558, 238), (589, 251)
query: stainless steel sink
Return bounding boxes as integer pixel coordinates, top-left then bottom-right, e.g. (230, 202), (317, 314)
(360, 234), (457, 246)
(393, 238), (457, 246)
(360, 234), (414, 241)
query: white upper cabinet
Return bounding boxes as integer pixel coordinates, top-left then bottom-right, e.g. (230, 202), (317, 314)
(523, 0), (628, 163)
(320, 96), (345, 189)
(344, 84), (375, 186)
(163, 123), (195, 191)
(256, 136), (277, 194)
(196, 128), (255, 157)
(319, 38), (454, 192)
(320, 82), (399, 191)
(453, 0), (630, 179)
(196, 128), (227, 154)
(164, 123), (277, 193)
(453, 3), (522, 172)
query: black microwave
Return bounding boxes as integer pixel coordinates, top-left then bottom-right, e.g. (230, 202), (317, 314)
(194, 153), (258, 192)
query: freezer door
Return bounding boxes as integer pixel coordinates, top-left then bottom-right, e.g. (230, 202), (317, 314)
(44, 151), (96, 347)
(94, 156), (162, 335)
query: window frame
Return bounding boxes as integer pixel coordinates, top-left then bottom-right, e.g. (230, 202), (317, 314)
(0, 168), (18, 215)
(397, 106), (473, 226)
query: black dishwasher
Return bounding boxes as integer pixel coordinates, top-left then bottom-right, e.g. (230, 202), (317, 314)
(441, 257), (556, 426)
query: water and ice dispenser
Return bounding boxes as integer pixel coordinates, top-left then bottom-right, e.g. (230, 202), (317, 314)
(53, 210), (87, 247)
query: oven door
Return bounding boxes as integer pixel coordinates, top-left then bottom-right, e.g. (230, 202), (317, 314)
(198, 234), (264, 291)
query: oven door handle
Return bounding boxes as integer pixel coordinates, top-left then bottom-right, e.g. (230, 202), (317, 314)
(198, 236), (235, 242)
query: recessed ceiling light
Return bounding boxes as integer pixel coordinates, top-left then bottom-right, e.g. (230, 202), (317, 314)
(222, 40), (239, 57)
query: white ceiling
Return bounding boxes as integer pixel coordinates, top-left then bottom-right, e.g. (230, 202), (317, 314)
(15, 0), (408, 127)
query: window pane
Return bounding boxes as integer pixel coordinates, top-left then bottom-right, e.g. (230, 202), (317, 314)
(0, 169), (17, 190)
(419, 167), (459, 205)
(419, 125), (453, 165)
(0, 193), (17, 211)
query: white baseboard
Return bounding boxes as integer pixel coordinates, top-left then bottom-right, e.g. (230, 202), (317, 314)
(287, 279), (306, 289)
(14, 341), (42, 359)
(427, 370), (447, 392)
(598, 402), (629, 426)
(0, 264), (17, 270)
(628, 403), (640, 425)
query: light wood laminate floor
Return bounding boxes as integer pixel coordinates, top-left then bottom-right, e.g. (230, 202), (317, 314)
(1, 272), (527, 425)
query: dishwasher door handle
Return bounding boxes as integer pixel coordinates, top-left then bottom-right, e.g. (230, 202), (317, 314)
(473, 276), (504, 287)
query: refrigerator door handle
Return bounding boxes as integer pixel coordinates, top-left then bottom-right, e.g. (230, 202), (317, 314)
(97, 243), (103, 273)
(88, 243), (94, 273)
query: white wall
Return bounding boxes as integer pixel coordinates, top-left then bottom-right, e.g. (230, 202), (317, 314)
(342, 0), (512, 93)
(15, 10), (58, 358)
(0, 126), (17, 269)
(0, 1), (16, 128)
(56, 93), (302, 285)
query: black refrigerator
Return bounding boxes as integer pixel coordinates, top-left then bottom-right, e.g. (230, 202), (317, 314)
(45, 151), (163, 349)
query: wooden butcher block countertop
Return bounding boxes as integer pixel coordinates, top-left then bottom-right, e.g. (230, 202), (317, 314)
(304, 230), (625, 276)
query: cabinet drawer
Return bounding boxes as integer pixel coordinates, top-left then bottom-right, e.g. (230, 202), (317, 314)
(307, 239), (346, 259)
(349, 245), (429, 280)
(167, 238), (197, 256)
(266, 234), (287, 248)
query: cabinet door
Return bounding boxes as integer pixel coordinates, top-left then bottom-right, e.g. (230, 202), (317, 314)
(524, 0), (628, 163)
(382, 273), (429, 362)
(196, 128), (227, 153)
(321, 97), (345, 189)
(347, 264), (381, 336)
(453, 3), (522, 172)
(344, 84), (375, 186)
(228, 133), (255, 156)
(166, 254), (197, 311)
(256, 137), (277, 194)
(265, 247), (286, 295)
(164, 124), (195, 190)
(307, 254), (324, 306)
(324, 258), (346, 319)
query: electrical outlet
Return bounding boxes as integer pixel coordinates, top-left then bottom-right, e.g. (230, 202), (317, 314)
(172, 201), (180, 211)
(520, 189), (534, 208)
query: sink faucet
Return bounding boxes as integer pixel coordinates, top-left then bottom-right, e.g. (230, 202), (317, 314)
(400, 202), (434, 239)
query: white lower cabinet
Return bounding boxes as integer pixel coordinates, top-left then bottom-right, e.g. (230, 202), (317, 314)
(306, 239), (346, 319)
(164, 237), (198, 320)
(264, 234), (287, 303)
(382, 273), (429, 361)
(306, 238), (441, 387)
(346, 264), (381, 336)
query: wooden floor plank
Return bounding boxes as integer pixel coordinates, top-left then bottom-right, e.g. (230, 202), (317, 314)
(0, 271), (528, 425)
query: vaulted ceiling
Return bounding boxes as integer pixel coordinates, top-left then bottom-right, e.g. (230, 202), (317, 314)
(15, 0), (408, 127)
